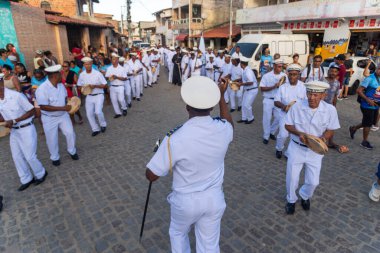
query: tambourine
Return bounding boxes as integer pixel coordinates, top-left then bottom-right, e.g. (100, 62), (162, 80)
(67, 96), (81, 115)
(0, 122), (10, 138)
(152, 67), (156, 73)
(305, 134), (329, 155)
(229, 81), (240, 91)
(81, 85), (93, 96)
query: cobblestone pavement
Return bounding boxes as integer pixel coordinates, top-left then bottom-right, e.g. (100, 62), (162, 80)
(1, 68), (380, 253)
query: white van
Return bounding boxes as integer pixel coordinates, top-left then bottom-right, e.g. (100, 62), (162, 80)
(230, 34), (309, 77)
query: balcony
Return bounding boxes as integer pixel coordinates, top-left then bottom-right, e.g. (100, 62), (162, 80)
(172, 18), (203, 30)
(156, 25), (168, 34)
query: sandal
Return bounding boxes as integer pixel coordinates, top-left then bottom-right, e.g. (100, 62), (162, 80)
(335, 145), (349, 154)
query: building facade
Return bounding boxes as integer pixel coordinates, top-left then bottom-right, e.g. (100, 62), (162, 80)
(153, 8), (173, 47)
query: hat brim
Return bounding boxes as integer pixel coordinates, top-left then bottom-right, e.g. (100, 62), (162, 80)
(181, 76), (221, 109)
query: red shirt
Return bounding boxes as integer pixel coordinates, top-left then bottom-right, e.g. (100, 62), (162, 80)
(72, 47), (83, 60)
(338, 64), (346, 88)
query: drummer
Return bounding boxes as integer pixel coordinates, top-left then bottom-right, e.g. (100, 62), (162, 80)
(284, 80), (340, 214)
(36, 65), (79, 166)
(77, 57), (108, 136)
(0, 73), (47, 191)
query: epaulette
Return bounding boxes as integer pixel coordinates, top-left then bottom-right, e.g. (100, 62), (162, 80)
(213, 117), (226, 123)
(166, 125), (183, 137)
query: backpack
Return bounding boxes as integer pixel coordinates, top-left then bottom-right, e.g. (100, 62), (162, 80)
(306, 64), (324, 80)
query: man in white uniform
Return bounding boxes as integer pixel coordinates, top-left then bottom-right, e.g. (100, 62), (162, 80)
(236, 57), (259, 124)
(146, 76), (233, 253)
(167, 47), (176, 83)
(219, 55), (232, 103)
(150, 49), (160, 84)
(259, 59), (287, 144)
(284, 81), (340, 214)
(77, 57), (108, 137)
(214, 51), (225, 83)
(205, 55), (215, 80)
(181, 49), (190, 83)
(189, 52), (203, 77)
(0, 74), (47, 191)
(226, 56), (243, 112)
(122, 57), (133, 108)
(274, 64), (306, 159)
(36, 65), (79, 166)
(105, 54), (128, 118)
(205, 47), (215, 64)
(141, 49), (152, 88)
(127, 53), (143, 101)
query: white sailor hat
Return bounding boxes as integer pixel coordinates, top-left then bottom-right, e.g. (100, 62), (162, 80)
(169, 46), (175, 50)
(218, 50), (224, 53)
(305, 81), (330, 93)
(286, 63), (302, 72)
(130, 52), (137, 56)
(81, 57), (93, 63)
(190, 51), (195, 54)
(193, 47), (198, 51)
(181, 76), (221, 109)
(182, 49), (189, 53)
(35, 49), (44, 55)
(240, 56), (250, 63)
(119, 57), (126, 62)
(209, 55), (215, 58)
(111, 53), (120, 58)
(224, 54), (231, 58)
(274, 59), (284, 65)
(45, 64), (62, 73)
(232, 55), (240, 60)
(207, 46), (213, 50)
(8, 55), (17, 61)
(153, 48), (159, 52)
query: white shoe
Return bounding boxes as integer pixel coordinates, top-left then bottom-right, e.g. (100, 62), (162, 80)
(371, 125), (379, 131)
(369, 183), (380, 202)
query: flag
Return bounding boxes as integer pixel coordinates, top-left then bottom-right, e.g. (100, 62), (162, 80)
(199, 35), (207, 76)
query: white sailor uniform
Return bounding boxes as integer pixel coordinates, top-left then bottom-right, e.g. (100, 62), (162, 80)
(150, 54), (161, 83)
(241, 67), (259, 121)
(221, 61), (232, 103)
(77, 69), (107, 132)
(285, 99), (340, 203)
(189, 57), (202, 77)
(181, 55), (190, 83)
(0, 88), (46, 184)
(127, 59), (143, 99)
(168, 50), (176, 83)
(274, 80), (306, 152)
(259, 70), (287, 140)
(36, 79), (77, 161)
(142, 53), (152, 87)
(147, 116), (233, 253)
(105, 64), (128, 115)
(229, 64), (243, 110)
(123, 63), (133, 105)
(205, 61), (215, 80)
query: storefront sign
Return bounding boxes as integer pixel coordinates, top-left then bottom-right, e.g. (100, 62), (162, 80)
(321, 24), (350, 60)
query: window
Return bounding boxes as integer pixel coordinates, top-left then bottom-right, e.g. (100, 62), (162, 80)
(230, 43), (259, 59)
(294, 40), (306, 55)
(278, 41), (293, 56)
(40, 1), (51, 10)
(271, 41), (276, 54)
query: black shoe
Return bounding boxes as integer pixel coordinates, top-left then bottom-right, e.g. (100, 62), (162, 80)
(349, 126), (356, 139)
(301, 198), (310, 211)
(92, 131), (100, 137)
(0, 195), (3, 212)
(18, 179), (35, 191)
(137, 98), (141, 101)
(133, 97), (136, 100)
(123, 110), (128, 116)
(128, 103), (132, 108)
(114, 114), (121, 118)
(230, 109), (235, 113)
(52, 160), (60, 166)
(237, 120), (247, 123)
(245, 119), (254, 124)
(70, 153), (79, 160)
(35, 171), (48, 185)
(263, 139), (269, 144)
(270, 134), (276, 140)
(276, 150), (282, 159)
(285, 202), (295, 215)
(101, 127), (106, 133)
(140, 93), (143, 97)
(360, 140), (374, 150)
(237, 106), (242, 111)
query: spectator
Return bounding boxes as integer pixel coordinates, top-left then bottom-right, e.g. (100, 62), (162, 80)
(314, 43), (322, 56)
(0, 49), (14, 69)
(69, 60), (81, 75)
(71, 43), (84, 68)
(335, 54), (347, 100)
(2, 64), (20, 91)
(292, 53), (302, 67)
(339, 53), (353, 99)
(34, 50), (45, 70)
(365, 43), (377, 61)
(368, 162), (380, 202)
(349, 64), (380, 150)
(15, 63), (33, 102)
(99, 44), (106, 55)
(301, 55), (325, 82)
(43, 51), (58, 67)
(260, 47), (272, 76)
(6, 43), (20, 62)
(31, 68), (46, 90)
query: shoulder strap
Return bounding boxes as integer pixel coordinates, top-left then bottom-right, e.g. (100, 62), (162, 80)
(306, 64), (311, 79)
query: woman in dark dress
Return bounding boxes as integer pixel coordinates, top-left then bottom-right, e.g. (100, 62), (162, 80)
(172, 47), (183, 86)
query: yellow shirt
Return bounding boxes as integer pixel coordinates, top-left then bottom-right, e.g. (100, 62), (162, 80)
(314, 47), (322, 56)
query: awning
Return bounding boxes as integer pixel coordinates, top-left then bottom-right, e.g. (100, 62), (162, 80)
(176, 34), (188, 41)
(192, 24), (241, 39)
(45, 14), (113, 28)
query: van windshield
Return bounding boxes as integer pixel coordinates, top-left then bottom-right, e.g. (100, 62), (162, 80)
(230, 43), (259, 58)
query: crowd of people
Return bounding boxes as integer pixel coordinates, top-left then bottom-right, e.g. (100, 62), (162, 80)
(0, 41), (379, 252)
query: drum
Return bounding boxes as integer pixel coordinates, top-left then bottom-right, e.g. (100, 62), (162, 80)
(152, 67), (156, 74)
(0, 122), (10, 138)
(81, 85), (93, 96)
(229, 81), (240, 92)
(305, 134), (329, 155)
(67, 96), (81, 115)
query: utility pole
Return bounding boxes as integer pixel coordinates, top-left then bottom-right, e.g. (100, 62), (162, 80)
(188, 0), (192, 48)
(228, 0), (232, 47)
(127, 0), (132, 46)
(120, 9), (124, 34)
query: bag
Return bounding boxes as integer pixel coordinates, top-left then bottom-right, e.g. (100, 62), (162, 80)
(306, 64), (324, 80)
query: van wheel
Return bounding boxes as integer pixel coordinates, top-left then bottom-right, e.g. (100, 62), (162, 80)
(348, 80), (359, 95)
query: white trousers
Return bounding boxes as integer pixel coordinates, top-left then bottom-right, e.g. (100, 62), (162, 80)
(124, 80), (132, 104)
(110, 85), (127, 115)
(229, 87), (243, 110)
(152, 66), (159, 83)
(286, 141), (323, 203)
(182, 68), (189, 83)
(262, 97), (280, 140)
(241, 88), (258, 121)
(130, 75), (142, 98)
(276, 111), (288, 152)
(168, 64), (174, 83)
(143, 68), (152, 87)
(85, 94), (106, 132)
(10, 124), (46, 184)
(41, 113), (76, 161)
(224, 85), (231, 103)
(168, 188), (226, 253)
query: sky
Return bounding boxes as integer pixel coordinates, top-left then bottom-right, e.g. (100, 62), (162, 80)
(90, 0), (172, 22)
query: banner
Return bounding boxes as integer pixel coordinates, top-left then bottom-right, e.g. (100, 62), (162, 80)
(321, 24), (351, 60)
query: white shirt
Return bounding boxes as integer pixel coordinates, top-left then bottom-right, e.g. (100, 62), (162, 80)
(105, 65), (127, 86)
(242, 67), (258, 90)
(232, 52), (242, 59)
(147, 116), (233, 194)
(77, 69), (107, 94)
(181, 55), (189, 70)
(285, 99), (340, 144)
(221, 61), (232, 78)
(260, 70), (287, 98)
(36, 79), (68, 117)
(301, 66), (326, 82)
(0, 88), (34, 126)
(127, 59), (143, 75)
(168, 51), (176, 66)
(149, 54), (160, 67)
(190, 57), (202, 75)
(274, 81), (306, 106)
(142, 54), (151, 67)
(230, 64), (243, 81)
(205, 61), (215, 79)
(205, 52), (216, 63)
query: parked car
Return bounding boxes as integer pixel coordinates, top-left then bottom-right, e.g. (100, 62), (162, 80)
(139, 43), (150, 49)
(321, 57), (376, 95)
